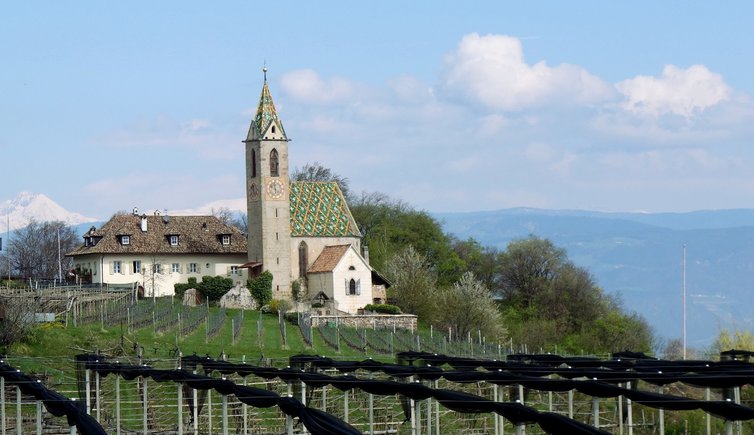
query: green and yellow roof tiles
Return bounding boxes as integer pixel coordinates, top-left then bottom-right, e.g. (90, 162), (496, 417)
(289, 181), (361, 237)
(252, 80), (287, 138)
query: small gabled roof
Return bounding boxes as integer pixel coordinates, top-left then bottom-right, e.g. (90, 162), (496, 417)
(307, 245), (352, 273)
(289, 181), (361, 238)
(67, 214), (246, 257)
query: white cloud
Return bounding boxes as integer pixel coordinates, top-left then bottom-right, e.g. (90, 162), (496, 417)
(279, 69), (362, 105)
(440, 33), (614, 111)
(616, 65), (731, 118)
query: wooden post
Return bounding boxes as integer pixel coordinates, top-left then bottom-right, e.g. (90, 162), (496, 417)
(143, 377), (148, 435)
(115, 375), (121, 435)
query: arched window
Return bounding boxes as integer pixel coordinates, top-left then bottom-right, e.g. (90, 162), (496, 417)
(349, 279), (357, 295)
(251, 150), (256, 178)
(298, 241), (308, 278)
(270, 149), (279, 177)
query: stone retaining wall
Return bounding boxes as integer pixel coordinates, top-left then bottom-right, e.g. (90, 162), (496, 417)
(310, 314), (417, 331)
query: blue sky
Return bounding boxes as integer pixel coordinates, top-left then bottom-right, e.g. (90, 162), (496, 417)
(3, 1), (754, 218)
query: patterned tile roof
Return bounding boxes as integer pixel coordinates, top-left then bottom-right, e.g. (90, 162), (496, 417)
(307, 245), (351, 273)
(289, 181), (362, 237)
(67, 214), (246, 256)
(250, 79), (287, 139)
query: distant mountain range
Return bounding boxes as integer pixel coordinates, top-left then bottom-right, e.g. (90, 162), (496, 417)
(3, 191), (751, 348)
(0, 192), (98, 232)
(434, 208), (754, 349)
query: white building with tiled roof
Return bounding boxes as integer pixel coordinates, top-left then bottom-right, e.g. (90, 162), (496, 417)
(67, 213), (247, 297)
(244, 70), (387, 314)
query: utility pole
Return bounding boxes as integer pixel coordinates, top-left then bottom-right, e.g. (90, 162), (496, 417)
(682, 244), (687, 360)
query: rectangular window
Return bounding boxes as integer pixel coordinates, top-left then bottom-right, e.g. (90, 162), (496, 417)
(172, 263), (180, 273)
(113, 261), (121, 274)
(170, 235), (179, 246)
(133, 260), (141, 274)
(222, 235), (230, 245)
(153, 264), (161, 274)
(230, 266), (239, 275)
(189, 263), (198, 273)
(121, 235), (130, 245)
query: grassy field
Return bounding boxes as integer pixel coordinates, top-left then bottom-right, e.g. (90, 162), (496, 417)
(9, 298), (504, 363)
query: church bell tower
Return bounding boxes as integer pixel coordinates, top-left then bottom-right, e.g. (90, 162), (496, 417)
(244, 68), (292, 298)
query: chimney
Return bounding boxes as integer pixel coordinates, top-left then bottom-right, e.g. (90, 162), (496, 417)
(363, 245), (370, 265)
(141, 215), (148, 232)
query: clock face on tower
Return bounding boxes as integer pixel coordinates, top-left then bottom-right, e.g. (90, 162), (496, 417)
(248, 181), (259, 201)
(266, 179), (284, 200)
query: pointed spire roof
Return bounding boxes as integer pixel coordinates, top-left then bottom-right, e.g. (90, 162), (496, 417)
(249, 67), (287, 140)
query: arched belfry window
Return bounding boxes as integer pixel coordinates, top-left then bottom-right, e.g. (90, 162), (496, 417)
(349, 279), (357, 295)
(251, 150), (256, 178)
(270, 149), (279, 177)
(298, 241), (308, 278)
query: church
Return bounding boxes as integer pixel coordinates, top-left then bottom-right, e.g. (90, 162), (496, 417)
(241, 70), (388, 314)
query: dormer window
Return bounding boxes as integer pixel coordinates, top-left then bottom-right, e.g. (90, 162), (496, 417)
(169, 235), (179, 246)
(121, 235), (130, 245)
(84, 237), (90, 247)
(222, 235), (230, 245)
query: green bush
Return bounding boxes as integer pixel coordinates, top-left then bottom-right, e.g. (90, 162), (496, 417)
(248, 271), (273, 309)
(364, 303), (402, 315)
(197, 275), (234, 305)
(284, 312), (299, 325)
(174, 277), (198, 299)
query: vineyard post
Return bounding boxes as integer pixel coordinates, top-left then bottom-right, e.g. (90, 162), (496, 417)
(425, 380), (431, 435)
(592, 396), (599, 429)
(626, 381), (634, 435)
(222, 383), (228, 435)
(705, 388), (711, 435)
(568, 390), (574, 418)
(143, 377), (148, 434)
(35, 400), (41, 435)
(434, 380), (440, 435)
(517, 383), (526, 435)
(343, 389), (349, 424)
(1, 375), (6, 435)
(618, 384), (624, 434)
(85, 368), (91, 414)
(95, 365), (101, 421)
(368, 371), (374, 434)
(657, 386), (664, 434)
(193, 369), (198, 435)
(177, 375), (183, 435)
(116, 375), (121, 435)
(493, 382), (499, 435)
(15, 385), (20, 435)
(242, 355), (248, 435)
(208, 388), (213, 433)
(232, 319), (235, 345)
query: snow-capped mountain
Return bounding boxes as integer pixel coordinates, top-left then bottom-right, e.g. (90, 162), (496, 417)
(170, 197), (246, 216)
(0, 192), (99, 231)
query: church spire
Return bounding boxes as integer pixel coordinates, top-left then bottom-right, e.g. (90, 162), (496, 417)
(247, 67), (287, 141)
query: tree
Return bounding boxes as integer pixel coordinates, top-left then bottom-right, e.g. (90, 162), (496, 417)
(496, 236), (655, 353)
(437, 272), (506, 340)
(248, 270), (273, 308)
(291, 162), (351, 200)
(9, 220), (78, 280)
(350, 192), (465, 286)
(496, 236), (566, 309)
(385, 246), (438, 322)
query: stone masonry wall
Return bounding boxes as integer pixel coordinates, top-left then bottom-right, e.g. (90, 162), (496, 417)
(310, 314), (417, 331)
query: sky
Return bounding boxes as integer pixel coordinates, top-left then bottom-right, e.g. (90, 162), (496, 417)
(3, 1), (754, 219)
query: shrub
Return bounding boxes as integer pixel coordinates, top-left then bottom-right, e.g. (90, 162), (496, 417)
(284, 312), (299, 325)
(248, 271), (273, 309)
(363, 303), (402, 315)
(197, 275), (234, 305)
(174, 277), (198, 299)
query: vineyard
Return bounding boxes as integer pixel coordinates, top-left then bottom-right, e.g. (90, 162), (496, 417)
(1, 293), (754, 434)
